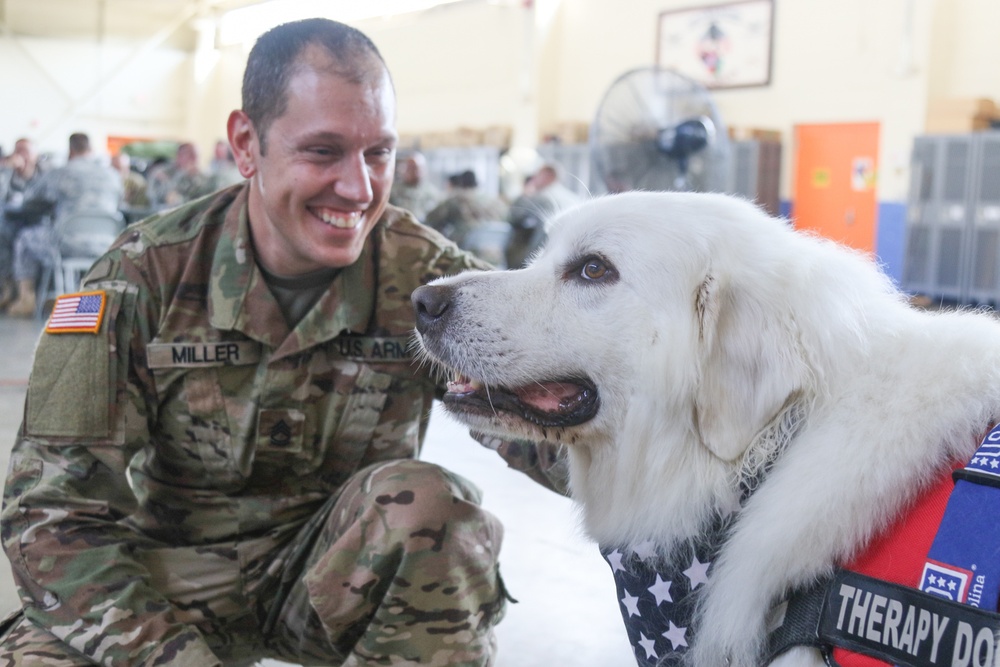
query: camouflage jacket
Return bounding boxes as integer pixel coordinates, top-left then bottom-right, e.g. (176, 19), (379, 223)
(148, 164), (214, 211)
(423, 190), (508, 249)
(23, 155), (123, 223)
(388, 180), (442, 223)
(1, 184), (498, 666)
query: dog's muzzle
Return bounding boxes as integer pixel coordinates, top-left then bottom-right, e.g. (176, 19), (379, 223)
(411, 283), (600, 428)
(412, 283), (453, 337)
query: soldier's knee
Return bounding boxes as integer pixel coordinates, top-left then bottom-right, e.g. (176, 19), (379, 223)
(0, 612), (95, 666)
(360, 459), (503, 559)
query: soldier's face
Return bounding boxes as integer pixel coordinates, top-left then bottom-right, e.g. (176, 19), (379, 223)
(231, 50), (397, 275)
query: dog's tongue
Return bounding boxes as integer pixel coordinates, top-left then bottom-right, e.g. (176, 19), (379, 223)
(514, 381), (584, 414)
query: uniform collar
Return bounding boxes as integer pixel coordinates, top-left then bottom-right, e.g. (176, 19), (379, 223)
(207, 185), (375, 358)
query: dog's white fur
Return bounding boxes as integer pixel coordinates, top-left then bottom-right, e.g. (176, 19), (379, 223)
(413, 191), (1000, 666)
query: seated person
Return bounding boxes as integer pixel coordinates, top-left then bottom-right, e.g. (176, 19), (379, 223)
(147, 142), (214, 210)
(7, 132), (122, 317)
(424, 169), (508, 257)
(0, 138), (49, 311)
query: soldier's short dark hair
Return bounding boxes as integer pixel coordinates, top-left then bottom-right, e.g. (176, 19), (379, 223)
(448, 170), (478, 189)
(242, 18), (389, 154)
(68, 132), (90, 155)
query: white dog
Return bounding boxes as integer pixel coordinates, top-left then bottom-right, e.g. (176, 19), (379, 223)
(411, 191), (1000, 667)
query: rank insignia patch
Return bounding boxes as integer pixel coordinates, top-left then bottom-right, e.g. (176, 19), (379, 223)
(45, 291), (107, 334)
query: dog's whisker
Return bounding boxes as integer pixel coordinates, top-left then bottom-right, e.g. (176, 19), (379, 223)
(482, 383), (501, 417)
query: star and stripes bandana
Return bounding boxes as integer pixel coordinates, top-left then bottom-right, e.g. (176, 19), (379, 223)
(601, 514), (731, 667)
(600, 402), (803, 666)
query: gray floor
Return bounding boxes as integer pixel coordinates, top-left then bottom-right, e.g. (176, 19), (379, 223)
(0, 316), (635, 666)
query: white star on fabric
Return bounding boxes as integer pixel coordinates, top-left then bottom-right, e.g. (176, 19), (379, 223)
(621, 588), (641, 617)
(991, 459), (999, 469)
(648, 574), (673, 605)
(663, 621), (689, 650)
(948, 580), (958, 590)
(684, 556), (711, 589)
(638, 632), (658, 660)
(632, 540), (657, 561)
(607, 549), (626, 573)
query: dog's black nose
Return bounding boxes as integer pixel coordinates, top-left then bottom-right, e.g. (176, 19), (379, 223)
(412, 284), (453, 333)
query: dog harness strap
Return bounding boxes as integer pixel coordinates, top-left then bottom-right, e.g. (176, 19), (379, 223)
(918, 423), (1000, 611)
(768, 570), (1000, 667)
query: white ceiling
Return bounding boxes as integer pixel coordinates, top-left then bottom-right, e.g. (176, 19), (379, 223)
(0, 0), (268, 49)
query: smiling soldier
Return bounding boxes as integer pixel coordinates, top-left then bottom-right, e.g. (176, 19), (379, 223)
(0, 18), (510, 667)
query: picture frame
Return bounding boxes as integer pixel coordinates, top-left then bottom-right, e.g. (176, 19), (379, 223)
(656, 0), (774, 90)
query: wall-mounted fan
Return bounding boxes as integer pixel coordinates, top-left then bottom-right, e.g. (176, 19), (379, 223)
(590, 66), (731, 194)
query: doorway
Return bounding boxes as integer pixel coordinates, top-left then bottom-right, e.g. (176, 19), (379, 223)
(793, 122), (880, 253)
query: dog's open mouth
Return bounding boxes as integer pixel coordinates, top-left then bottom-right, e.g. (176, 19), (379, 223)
(444, 374), (599, 427)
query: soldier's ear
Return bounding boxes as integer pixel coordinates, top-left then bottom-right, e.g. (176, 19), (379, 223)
(227, 110), (258, 179)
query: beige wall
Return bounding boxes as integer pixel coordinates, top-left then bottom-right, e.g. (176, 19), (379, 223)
(3, 0), (1000, 201)
(366, 0), (993, 201)
(0, 36), (191, 161)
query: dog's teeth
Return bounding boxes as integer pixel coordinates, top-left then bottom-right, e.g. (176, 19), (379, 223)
(447, 374), (482, 394)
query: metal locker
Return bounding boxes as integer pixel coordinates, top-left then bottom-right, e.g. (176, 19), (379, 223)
(934, 136), (976, 302)
(902, 137), (938, 295)
(902, 135), (977, 303)
(965, 133), (1000, 305)
(725, 140), (782, 218)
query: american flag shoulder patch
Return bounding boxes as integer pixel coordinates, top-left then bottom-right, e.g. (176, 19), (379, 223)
(45, 290), (107, 335)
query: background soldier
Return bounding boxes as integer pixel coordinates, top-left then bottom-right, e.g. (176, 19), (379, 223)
(0, 137), (50, 311)
(147, 141), (214, 210)
(424, 169), (508, 257)
(6, 132), (122, 317)
(0, 19), (510, 666)
(388, 151), (441, 222)
(505, 162), (582, 269)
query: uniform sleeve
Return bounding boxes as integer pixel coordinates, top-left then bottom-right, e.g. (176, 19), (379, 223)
(19, 171), (56, 216)
(0, 254), (222, 667)
(471, 432), (572, 497)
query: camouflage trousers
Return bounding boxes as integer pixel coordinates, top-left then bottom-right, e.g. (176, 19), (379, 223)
(11, 224), (57, 282)
(0, 459), (508, 666)
(0, 217), (17, 284)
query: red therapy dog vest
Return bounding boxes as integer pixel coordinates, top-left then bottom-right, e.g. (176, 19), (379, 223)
(604, 433), (1000, 667)
(834, 466), (960, 667)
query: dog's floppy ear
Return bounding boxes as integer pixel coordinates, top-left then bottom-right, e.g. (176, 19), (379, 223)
(693, 271), (805, 462)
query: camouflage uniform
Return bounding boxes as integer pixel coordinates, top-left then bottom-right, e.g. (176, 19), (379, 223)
(0, 163), (50, 290)
(147, 164), (214, 211)
(388, 181), (442, 223)
(0, 183), (508, 666)
(423, 192), (507, 258)
(505, 182), (582, 270)
(121, 171), (150, 210)
(12, 156), (123, 281)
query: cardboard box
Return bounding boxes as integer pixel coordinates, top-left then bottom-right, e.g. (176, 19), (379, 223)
(542, 121), (590, 145)
(925, 97), (999, 133)
(481, 125), (512, 148)
(728, 127), (782, 142)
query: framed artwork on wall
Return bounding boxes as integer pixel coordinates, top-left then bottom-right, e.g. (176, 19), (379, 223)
(656, 0), (774, 90)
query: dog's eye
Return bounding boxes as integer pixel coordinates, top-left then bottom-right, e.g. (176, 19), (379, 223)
(582, 259), (608, 280)
(565, 255), (618, 284)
